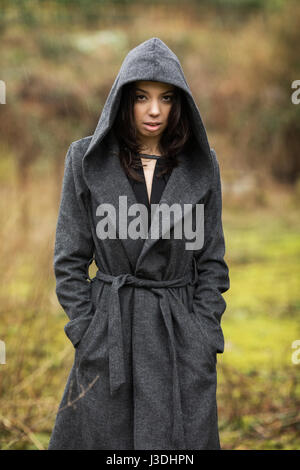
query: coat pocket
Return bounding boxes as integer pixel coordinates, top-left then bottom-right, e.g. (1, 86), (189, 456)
(64, 314), (94, 349)
(190, 310), (225, 357)
(172, 292), (217, 365)
(64, 279), (105, 349)
(75, 280), (108, 360)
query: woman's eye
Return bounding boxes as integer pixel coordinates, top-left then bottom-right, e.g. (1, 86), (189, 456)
(136, 95), (146, 101)
(135, 94), (174, 102)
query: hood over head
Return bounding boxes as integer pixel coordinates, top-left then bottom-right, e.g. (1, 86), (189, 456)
(82, 37), (213, 177)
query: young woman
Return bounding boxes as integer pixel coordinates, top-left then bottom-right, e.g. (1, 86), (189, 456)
(48, 37), (230, 450)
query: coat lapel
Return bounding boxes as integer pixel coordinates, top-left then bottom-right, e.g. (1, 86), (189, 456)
(83, 137), (144, 271)
(135, 150), (211, 270)
(82, 134), (212, 274)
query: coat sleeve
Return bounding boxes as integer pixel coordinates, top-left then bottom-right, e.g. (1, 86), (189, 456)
(54, 142), (95, 348)
(192, 148), (230, 354)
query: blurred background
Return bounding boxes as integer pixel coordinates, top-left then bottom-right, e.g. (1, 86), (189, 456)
(0, 0), (299, 450)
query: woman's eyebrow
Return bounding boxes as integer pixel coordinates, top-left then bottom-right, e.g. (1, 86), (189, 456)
(135, 87), (175, 94)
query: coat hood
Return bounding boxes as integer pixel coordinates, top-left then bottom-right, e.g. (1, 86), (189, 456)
(82, 37), (213, 173)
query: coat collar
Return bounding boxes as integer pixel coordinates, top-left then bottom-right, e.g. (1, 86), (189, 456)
(82, 131), (212, 274)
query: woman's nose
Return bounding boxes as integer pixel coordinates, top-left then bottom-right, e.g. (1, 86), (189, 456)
(148, 100), (160, 115)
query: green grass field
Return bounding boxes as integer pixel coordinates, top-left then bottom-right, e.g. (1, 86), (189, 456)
(218, 205), (300, 449)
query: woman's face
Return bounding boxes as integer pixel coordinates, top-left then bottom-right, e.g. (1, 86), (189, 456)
(133, 80), (176, 146)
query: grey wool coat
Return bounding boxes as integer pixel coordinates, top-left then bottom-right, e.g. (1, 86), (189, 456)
(48, 37), (230, 450)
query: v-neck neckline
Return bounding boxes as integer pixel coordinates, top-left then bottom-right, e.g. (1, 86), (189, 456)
(121, 152), (174, 213)
(139, 158), (158, 206)
(127, 157), (168, 207)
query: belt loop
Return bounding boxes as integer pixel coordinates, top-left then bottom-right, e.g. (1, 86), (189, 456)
(191, 256), (198, 286)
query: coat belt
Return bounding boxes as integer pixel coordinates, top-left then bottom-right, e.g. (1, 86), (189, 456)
(91, 257), (198, 449)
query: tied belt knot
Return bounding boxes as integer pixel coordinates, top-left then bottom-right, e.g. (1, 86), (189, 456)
(90, 257), (198, 449)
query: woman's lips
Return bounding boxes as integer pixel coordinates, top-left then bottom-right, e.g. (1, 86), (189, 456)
(143, 123), (161, 132)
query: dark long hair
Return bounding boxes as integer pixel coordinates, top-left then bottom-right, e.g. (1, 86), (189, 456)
(112, 81), (193, 182)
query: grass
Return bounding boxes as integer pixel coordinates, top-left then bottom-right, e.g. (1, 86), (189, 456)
(217, 205), (300, 449)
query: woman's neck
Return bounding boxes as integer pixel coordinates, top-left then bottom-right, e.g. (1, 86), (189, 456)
(138, 145), (161, 156)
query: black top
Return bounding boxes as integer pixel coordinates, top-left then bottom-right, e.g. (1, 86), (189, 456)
(127, 154), (172, 230)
